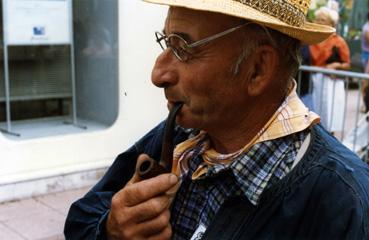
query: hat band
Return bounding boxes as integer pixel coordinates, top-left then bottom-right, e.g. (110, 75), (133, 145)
(235, 0), (306, 27)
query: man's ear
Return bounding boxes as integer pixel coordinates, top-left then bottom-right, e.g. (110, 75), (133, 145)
(246, 45), (278, 97)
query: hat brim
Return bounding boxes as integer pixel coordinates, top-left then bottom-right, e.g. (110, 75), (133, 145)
(143, 0), (335, 44)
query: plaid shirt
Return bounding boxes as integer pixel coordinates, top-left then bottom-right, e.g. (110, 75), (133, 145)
(170, 130), (309, 239)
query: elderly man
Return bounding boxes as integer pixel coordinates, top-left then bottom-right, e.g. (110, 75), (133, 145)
(65, 0), (369, 239)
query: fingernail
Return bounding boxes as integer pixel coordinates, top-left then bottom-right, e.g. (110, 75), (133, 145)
(169, 174), (178, 185)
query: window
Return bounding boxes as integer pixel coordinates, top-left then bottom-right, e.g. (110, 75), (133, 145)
(0, 0), (119, 139)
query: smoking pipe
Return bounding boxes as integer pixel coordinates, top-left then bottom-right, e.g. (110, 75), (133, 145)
(136, 103), (183, 180)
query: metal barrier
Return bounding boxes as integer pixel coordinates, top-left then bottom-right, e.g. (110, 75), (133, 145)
(297, 65), (369, 163)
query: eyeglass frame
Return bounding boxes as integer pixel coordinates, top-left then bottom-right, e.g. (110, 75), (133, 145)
(155, 22), (253, 62)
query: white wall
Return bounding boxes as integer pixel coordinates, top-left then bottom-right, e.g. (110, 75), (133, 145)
(0, 0), (169, 202)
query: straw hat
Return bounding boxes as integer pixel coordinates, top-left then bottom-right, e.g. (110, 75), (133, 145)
(143, 0), (335, 44)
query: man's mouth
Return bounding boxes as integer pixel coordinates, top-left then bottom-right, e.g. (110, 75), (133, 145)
(168, 100), (182, 107)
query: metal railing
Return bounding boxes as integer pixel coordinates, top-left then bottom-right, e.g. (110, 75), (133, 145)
(297, 65), (369, 163)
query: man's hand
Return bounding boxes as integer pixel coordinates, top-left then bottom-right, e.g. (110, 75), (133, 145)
(106, 155), (179, 240)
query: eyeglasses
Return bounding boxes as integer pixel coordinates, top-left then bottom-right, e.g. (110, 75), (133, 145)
(155, 22), (251, 62)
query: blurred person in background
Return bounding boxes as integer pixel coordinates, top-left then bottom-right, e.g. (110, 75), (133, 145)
(361, 12), (369, 113)
(309, 5), (350, 134)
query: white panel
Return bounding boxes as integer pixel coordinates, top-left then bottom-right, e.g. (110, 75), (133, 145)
(4, 0), (70, 45)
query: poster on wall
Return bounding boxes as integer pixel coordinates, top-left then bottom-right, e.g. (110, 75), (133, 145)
(3, 0), (71, 45)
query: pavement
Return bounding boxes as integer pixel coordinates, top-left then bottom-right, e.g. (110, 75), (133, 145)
(0, 186), (91, 240)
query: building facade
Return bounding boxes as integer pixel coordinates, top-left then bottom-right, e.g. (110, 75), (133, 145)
(0, 0), (167, 202)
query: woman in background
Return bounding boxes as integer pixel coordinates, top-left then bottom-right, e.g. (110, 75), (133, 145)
(309, 6), (350, 134)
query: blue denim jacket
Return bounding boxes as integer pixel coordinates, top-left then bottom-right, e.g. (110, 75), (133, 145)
(64, 122), (369, 239)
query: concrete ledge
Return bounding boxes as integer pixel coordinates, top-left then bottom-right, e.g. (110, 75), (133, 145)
(0, 167), (107, 203)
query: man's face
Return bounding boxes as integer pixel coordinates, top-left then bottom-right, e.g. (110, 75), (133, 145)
(151, 7), (254, 132)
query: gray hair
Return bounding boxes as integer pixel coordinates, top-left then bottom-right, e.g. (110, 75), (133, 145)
(231, 23), (301, 95)
(315, 6), (339, 26)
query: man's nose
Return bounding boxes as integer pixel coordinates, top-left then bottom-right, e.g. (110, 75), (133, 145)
(151, 49), (179, 88)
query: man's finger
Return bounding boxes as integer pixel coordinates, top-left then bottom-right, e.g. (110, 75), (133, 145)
(127, 195), (171, 223)
(120, 173), (178, 206)
(134, 209), (172, 238)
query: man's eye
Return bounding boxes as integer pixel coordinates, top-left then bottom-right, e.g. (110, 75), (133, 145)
(177, 46), (189, 55)
(168, 36), (186, 48)
(167, 35), (194, 61)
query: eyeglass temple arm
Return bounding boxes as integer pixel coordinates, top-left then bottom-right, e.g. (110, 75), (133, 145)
(188, 22), (250, 48)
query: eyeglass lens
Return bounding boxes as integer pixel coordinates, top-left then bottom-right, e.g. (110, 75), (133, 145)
(155, 32), (191, 61)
